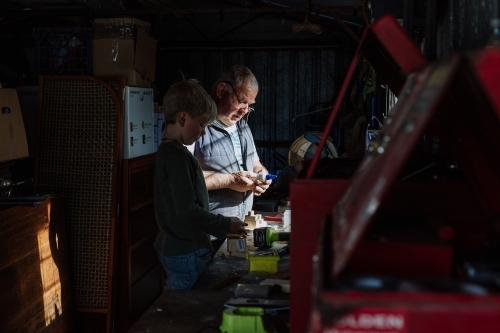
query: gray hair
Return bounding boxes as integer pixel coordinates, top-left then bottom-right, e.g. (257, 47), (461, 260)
(211, 65), (259, 94)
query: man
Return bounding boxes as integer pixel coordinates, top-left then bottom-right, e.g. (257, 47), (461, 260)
(193, 65), (272, 221)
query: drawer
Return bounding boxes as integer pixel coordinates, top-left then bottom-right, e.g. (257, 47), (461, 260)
(131, 263), (163, 321)
(131, 235), (159, 283)
(129, 164), (155, 209)
(130, 201), (157, 244)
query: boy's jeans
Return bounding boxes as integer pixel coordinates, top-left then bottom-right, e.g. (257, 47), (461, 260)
(157, 248), (212, 290)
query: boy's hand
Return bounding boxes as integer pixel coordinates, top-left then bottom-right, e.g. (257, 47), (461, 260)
(227, 217), (248, 238)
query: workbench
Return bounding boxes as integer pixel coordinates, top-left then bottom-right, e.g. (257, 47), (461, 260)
(128, 228), (290, 333)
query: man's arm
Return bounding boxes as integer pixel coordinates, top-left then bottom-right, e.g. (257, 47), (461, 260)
(202, 161), (271, 193)
(203, 171), (256, 192)
(253, 160), (268, 175)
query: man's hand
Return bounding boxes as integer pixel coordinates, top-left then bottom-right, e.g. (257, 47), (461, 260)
(253, 180), (271, 196)
(228, 171), (258, 192)
(251, 162), (272, 196)
(251, 172), (272, 196)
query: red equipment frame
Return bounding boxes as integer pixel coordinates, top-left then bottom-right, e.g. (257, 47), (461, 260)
(310, 48), (500, 332)
(290, 14), (427, 333)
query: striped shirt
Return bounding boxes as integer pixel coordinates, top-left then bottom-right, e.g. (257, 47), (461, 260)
(214, 118), (243, 169)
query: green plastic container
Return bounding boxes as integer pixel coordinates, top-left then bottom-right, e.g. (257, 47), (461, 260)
(219, 307), (267, 333)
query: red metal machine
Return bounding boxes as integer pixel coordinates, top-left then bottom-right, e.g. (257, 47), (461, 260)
(289, 14), (427, 333)
(308, 46), (500, 331)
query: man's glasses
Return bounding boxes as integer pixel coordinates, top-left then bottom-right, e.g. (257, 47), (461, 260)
(224, 81), (255, 113)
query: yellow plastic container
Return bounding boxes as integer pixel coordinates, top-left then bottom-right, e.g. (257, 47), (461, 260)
(247, 249), (279, 275)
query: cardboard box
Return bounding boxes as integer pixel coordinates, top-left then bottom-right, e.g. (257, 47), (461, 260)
(0, 89), (29, 163)
(123, 87), (154, 159)
(93, 17), (151, 38)
(16, 86), (39, 158)
(92, 18), (157, 87)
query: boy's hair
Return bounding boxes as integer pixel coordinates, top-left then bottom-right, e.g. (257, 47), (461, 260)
(163, 78), (217, 125)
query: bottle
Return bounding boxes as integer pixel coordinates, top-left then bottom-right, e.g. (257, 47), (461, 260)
(256, 173), (277, 182)
(283, 210), (291, 231)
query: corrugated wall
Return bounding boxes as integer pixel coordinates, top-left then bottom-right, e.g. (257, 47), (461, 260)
(157, 46), (346, 173)
(437, 0), (499, 58)
(154, 1), (500, 173)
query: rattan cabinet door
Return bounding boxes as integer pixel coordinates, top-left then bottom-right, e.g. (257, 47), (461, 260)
(36, 75), (123, 333)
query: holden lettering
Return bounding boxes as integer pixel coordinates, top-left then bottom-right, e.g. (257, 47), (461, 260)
(336, 313), (404, 330)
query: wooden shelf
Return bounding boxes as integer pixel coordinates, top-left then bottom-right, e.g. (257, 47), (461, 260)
(115, 153), (163, 333)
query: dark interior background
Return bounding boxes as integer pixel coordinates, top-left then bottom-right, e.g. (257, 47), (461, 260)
(1, 0), (499, 176)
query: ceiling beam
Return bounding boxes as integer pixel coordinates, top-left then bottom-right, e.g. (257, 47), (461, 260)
(1, 5), (362, 17)
(71, 0), (124, 10)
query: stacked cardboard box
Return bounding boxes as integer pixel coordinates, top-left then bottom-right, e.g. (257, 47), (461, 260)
(16, 86), (38, 158)
(92, 18), (157, 87)
(93, 18), (157, 159)
(0, 89), (29, 163)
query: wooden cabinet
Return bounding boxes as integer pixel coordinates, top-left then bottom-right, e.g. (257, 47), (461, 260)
(36, 76), (123, 333)
(0, 196), (74, 333)
(115, 153), (163, 332)
(36, 76), (162, 333)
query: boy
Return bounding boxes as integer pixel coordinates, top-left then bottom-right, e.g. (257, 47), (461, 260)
(154, 79), (247, 290)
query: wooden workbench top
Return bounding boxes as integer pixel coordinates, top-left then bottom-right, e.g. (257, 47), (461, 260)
(129, 216), (290, 333)
(128, 247), (290, 333)
(128, 290), (233, 333)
